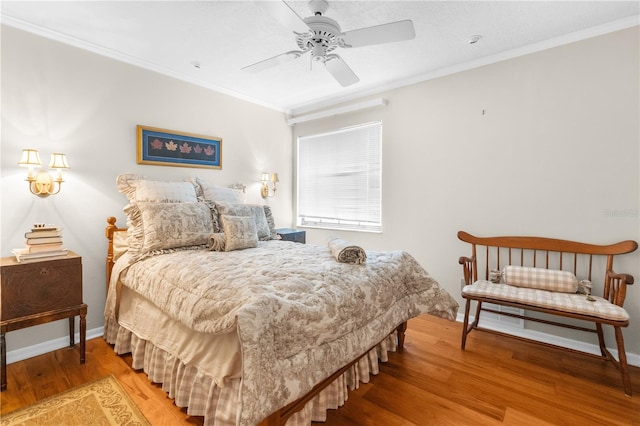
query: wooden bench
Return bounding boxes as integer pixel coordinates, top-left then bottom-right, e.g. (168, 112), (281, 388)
(457, 231), (638, 395)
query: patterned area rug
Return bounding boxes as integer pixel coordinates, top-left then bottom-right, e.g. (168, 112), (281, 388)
(2, 375), (150, 426)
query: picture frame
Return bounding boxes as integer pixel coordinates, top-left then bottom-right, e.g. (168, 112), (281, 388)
(137, 125), (222, 169)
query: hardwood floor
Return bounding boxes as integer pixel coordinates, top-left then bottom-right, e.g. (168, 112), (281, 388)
(1, 315), (638, 425)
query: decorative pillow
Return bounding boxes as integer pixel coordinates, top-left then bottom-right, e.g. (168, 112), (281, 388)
(263, 205), (278, 240)
(577, 280), (592, 295)
(503, 265), (579, 293)
(124, 203), (144, 256)
(216, 202), (272, 241)
(221, 215), (258, 251)
(201, 200), (222, 233)
(489, 269), (502, 283)
(117, 173), (197, 203)
(195, 176), (245, 204)
(207, 232), (226, 252)
(126, 202), (212, 260)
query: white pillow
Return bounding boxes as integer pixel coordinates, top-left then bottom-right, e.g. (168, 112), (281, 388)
(503, 265), (579, 293)
(117, 173), (197, 203)
(195, 176), (245, 203)
(133, 180), (197, 203)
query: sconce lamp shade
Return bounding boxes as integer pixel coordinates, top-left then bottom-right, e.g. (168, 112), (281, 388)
(49, 153), (70, 169)
(18, 149), (69, 197)
(260, 171), (279, 198)
(18, 149), (42, 167)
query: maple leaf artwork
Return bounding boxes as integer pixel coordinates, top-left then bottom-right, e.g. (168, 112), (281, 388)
(150, 138), (163, 150)
(179, 142), (192, 154)
(193, 144), (203, 154)
(165, 140), (178, 151)
(204, 145), (216, 156)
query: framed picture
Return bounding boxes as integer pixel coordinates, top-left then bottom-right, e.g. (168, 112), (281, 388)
(137, 125), (222, 169)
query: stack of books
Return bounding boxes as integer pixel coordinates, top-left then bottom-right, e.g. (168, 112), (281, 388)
(12, 225), (68, 262)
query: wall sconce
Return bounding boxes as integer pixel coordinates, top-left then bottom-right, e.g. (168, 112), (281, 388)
(261, 172), (279, 198)
(18, 149), (70, 197)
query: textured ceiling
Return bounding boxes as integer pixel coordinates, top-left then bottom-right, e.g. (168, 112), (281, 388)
(2, 1), (639, 114)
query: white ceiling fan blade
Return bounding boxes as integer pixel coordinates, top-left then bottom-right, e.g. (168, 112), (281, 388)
(256, 0), (310, 34)
(340, 20), (415, 48)
(242, 51), (304, 73)
(325, 55), (359, 87)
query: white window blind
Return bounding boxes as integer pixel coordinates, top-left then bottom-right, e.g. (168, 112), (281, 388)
(297, 121), (382, 232)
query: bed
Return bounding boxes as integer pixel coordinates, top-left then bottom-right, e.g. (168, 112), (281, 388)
(104, 174), (459, 425)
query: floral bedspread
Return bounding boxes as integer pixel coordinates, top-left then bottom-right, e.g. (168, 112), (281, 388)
(106, 240), (458, 425)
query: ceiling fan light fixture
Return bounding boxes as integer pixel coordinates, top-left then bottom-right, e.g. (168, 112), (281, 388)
(311, 44), (326, 60)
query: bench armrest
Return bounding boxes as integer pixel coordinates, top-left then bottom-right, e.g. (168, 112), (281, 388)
(604, 270), (634, 307)
(459, 256), (476, 285)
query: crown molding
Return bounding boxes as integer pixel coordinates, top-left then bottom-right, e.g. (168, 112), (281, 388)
(3, 12), (637, 116)
(0, 14), (286, 112)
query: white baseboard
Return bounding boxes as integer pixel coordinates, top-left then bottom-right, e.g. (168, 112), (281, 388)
(5, 327), (104, 364)
(456, 313), (640, 367)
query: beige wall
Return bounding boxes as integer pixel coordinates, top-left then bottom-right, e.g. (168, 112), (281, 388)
(0, 25), (292, 354)
(293, 27), (640, 355)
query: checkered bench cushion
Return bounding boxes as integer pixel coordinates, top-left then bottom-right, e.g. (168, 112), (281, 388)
(462, 280), (629, 322)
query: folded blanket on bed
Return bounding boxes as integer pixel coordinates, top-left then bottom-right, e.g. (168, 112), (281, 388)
(328, 237), (367, 264)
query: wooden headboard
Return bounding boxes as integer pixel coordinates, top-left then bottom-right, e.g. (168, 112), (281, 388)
(105, 217), (126, 293)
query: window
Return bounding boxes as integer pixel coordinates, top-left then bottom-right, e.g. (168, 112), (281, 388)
(297, 121), (382, 232)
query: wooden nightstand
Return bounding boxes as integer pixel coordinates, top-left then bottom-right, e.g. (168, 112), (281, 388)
(276, 228), (306, 244)
(0, 251), (86, 391)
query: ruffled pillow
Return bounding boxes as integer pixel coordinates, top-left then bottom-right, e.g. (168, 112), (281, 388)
(194, 176), (245, 204)
(116, 173), (197, 203)
(126, 202), (213, 260)
(201, 200), (222, 233)
(263, 205), (278, 240)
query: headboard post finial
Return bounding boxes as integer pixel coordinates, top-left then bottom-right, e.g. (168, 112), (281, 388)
(105, 217), (126, 293)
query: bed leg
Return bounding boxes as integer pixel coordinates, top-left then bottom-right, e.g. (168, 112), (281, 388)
(396, 322), (407, 352)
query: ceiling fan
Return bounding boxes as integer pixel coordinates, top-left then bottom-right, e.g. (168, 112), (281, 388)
(242, 0), (416, 87)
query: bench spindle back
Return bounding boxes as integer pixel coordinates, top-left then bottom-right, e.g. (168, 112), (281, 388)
(481, 245), (595, 282)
